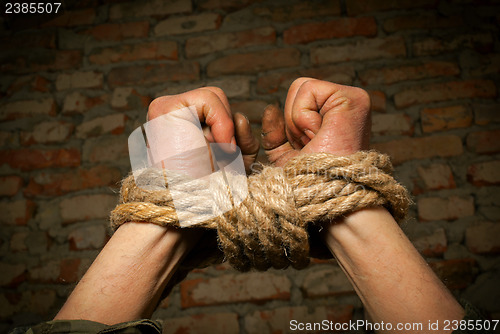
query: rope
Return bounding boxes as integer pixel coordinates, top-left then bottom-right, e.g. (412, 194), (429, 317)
(110, 151), (411, 274)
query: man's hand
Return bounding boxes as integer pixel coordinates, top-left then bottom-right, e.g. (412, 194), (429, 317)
(148, 87), (259, 174)
(262, 77), (371, 166)
(262, 78), (465, 332)
(55, 87), (260, 325)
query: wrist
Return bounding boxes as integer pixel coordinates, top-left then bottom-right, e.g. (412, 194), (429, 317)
(321, 206), (464, 329)
(321, 206), (394, 255)
(55, 222), (201, 324)
(108, 222), (202, 298)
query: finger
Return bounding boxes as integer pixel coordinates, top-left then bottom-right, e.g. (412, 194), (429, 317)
(290, 79), (334, 144)
(262, 104), (287, 150)
(201, 86), (232, 118)
(301, 83), (372, 155)
(148, 89), (235, 145)
(284, 77), (321, 148)
(234, 113), (259, 155)
(234, 112), (260, 173)
(262, 104), (298, 166)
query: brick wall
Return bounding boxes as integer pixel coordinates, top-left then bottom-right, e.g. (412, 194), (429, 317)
(0, 0), (499, 332)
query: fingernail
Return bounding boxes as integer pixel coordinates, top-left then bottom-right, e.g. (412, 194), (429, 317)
(300, 135), (310, 146)
(304, 129), (315, 139)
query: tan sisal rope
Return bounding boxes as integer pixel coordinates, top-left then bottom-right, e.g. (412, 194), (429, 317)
(110, 151), (411, 274)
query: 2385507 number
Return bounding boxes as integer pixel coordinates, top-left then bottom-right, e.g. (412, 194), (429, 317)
(5, 3), (62, 14)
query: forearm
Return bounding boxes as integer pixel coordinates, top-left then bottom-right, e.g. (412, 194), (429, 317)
(322, 207), (464, 333)
(55, 223), (197, 325)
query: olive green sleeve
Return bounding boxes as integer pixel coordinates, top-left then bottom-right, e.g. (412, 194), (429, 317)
(13, 319), (162, 334)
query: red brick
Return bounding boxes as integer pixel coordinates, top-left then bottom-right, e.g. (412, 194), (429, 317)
(346, 0), (437, 15)
(371, 113), (413, 135)
(418, 196), (474, 221)
(413, 33), (493, 56)
(24, 165), (122, 197)
(185, 26), (276, 58)
(0, 199), (35, 226)
(412, 228), (447, 257)
(231, 100), (269, 124)
(371, 135), (463, 165)
(394, 80), (496, 109)
(421, 105), (472, 133)
(359, 61), (460, 86)
(20, 121), (74, 145)
(76, 114), (127, 138)
(29, 258), (85, 284)
(108, 62), (200, 88)
(6, 75), (50, 96)
(0, 176), (23, 196)
(24, 289), (57, 316)
(154, 83), (201, 98)
(466, 129), (500, 154)
(58, 258), (82, 283)
(109, 0), (192, 20)
(368, 90), (387, 112)
(0, 132), (16, 148)
(311, 36), (406, 65)
(415, 163), (455, 192)
(465, 222), (500, 254)
(256, 65), (355, 94)
(165, 313), (239, 334)
(301, 266), (354, 298)
(62, 92), (108, 114)
(65, 0), (98, 7)
(208, 48), (300, 77)
(0, 289), (56, 318)
(155, 13), (221, 36)
(474, 104), (500, 125)
(68, 224), (107, 250)
(429, 259), (477, 290)
(83, 136), (128, 163)
(28, 260), (59, 283)
(470, 54), (500, 77)
(0, 148), (80, 171)
(81, 21), (149, 41)
(245, 305), (353, 334)
(1, 50), (82, 74)
(56, 71), (103, 91)
(180, 272), (291, 308)
(0, 292), (22, 319)
(284, 17), (376, 45)
(10, 232), (28, 252)
(206, 77), (250, 98)
(0, 97), (56, 121)
(0, 263), (26, 287)
(89, 41), (178, 65)
(383, 13), (463, 32)
(467, 160), (500, 186)
(110, 88), (151, 110)
(59, 194), (117, 224)
(42, 8), (96, 27)
(200, 0), (256, 10)
(0, 30), (56, 49)
(253, 1), (341, 22)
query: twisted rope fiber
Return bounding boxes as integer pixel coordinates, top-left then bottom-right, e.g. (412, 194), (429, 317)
(111, 151), (411, 276)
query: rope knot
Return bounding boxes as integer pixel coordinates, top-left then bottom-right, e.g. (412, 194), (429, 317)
(110, 151), (411, 274)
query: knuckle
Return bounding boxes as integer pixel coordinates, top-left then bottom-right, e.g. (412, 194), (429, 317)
(147, 96), (168, 120)
(203, 86), (225, 96)
(290, 77), (314, 90)
(354, 87), (371, 113)
(199, 86), (228, 101)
